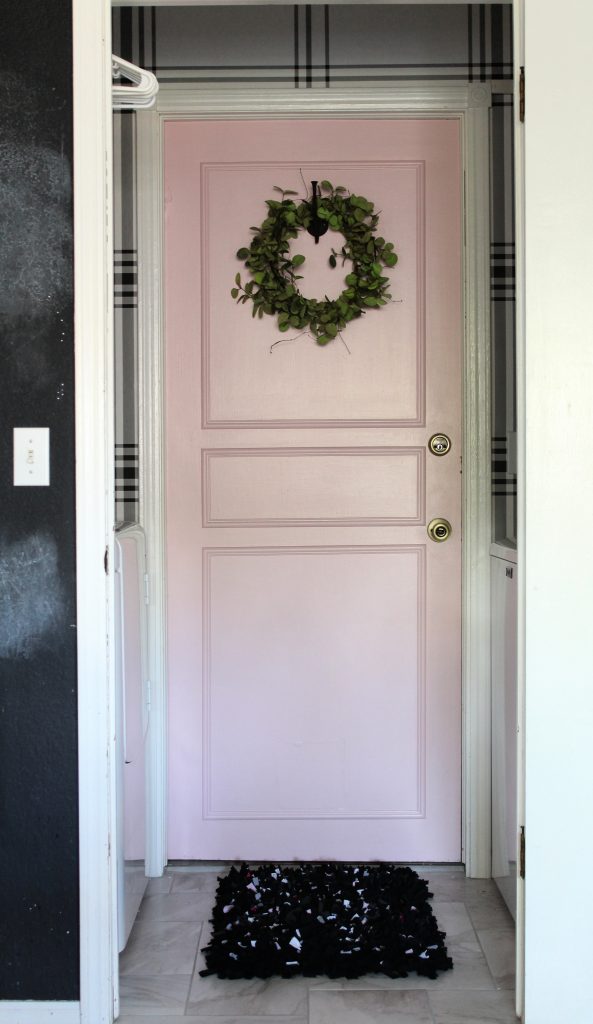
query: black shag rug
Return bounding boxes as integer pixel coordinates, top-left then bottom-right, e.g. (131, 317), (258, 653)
(200, 862), (453, 981)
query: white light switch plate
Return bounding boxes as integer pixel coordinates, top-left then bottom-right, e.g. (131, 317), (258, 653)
(14, 427), (50, 486)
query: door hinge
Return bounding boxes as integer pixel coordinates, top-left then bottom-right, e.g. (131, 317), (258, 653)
(145, 678), (152, 711)
(519, 825), (526, 879)
(144, 571), (150, 606)
(519, 66), (525, 123)
(104, 546), (109, 575)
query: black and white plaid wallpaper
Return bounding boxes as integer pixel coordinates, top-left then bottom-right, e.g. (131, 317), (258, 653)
(113, 3), (515, 540)
(113, 4), (512, 86)
(114, 110), (139, 522)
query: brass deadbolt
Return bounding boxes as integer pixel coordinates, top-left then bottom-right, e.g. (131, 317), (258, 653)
(427, 518), (452, 543)
(429, 433), (451, 456)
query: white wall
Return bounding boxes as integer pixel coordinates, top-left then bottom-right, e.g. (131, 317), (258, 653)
(524, 2), (593, 1022)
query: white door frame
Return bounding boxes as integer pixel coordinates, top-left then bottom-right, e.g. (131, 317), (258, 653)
(512, 7), (525, 1022)
(137, 80), (493, 880)
(74, 0), (118, 1022)
(66, 5), (503, 1024)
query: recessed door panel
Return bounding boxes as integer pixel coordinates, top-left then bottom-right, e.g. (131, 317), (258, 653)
(202, 159), (424, 426)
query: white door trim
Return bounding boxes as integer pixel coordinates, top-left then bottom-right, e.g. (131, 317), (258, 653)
(137, 111), (169, 877)
(137, 80), (493, 879)
(513, 5), (526, 1022)
(73, 0), (118, 1021)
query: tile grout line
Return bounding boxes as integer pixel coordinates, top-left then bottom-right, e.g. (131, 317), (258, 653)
(462, 899), (497, 988)
(183, 919), (204, 1017)
(427, 988), (438, 1024)
(470, 907), (515, 991)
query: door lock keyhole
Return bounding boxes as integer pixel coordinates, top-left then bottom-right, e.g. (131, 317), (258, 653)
(428, 518), (452, 543)
(429, 433), (451, 456)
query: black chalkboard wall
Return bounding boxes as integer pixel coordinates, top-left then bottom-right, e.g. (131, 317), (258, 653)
(0, 0), (79, 1001)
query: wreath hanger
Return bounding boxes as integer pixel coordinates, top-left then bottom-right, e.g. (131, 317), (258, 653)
(307, 180), (329, 244)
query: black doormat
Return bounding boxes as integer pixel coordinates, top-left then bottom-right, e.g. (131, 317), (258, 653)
(200, 862), (453, 981)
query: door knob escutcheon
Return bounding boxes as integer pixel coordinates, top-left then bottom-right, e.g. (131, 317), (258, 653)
(429, 433), (451, 456)
(427, 518), (452, 543)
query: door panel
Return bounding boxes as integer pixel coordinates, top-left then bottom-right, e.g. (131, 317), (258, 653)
(165, 118), (462, 861)
(202, 156), (424, 427)
(204, 546), (424, 820)
(203, 447), (425, 527)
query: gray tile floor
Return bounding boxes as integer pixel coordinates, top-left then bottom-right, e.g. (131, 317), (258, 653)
(118, 866), (517, 1023)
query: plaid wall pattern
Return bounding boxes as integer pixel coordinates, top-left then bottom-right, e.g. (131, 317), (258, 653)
(490, 91), (516, 544)
(114, 110), (139, 523)
(113, 4), (512, 87)
(113, 4), (515, 541)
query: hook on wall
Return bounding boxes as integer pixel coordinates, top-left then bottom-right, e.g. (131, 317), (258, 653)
(306, 181), (329, 244)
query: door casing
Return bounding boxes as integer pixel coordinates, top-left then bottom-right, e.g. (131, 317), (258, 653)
(69, 0), (526, 1015)
(136, 81), (493, 878)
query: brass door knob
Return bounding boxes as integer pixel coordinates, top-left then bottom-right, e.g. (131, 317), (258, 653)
(429, 433), (451, 456)
(427, 518), (452, 543)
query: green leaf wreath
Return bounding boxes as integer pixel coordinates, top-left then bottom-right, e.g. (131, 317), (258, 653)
(231, 180), (398, 347)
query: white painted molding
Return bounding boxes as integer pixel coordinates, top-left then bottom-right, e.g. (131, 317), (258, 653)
(512, 4), (525, 1018)
(137, 82), (493, 879)
(0, 1004), (80, 1024)
(462, 100), (493, 878)
(73, 0), (117, 1021)
(137, 110), (169, 877)
(156, 82), (493, 118)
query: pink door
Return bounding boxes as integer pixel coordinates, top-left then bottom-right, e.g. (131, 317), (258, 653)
(165, 118), (461, 862)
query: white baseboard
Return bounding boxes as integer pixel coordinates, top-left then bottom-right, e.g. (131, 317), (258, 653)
(0, 1003), (80, 1023)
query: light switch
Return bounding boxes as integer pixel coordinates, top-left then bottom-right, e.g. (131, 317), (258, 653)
(14, 428), (50, 486)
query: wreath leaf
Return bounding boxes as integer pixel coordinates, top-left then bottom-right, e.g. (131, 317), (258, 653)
(231, 182), (398, 346)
